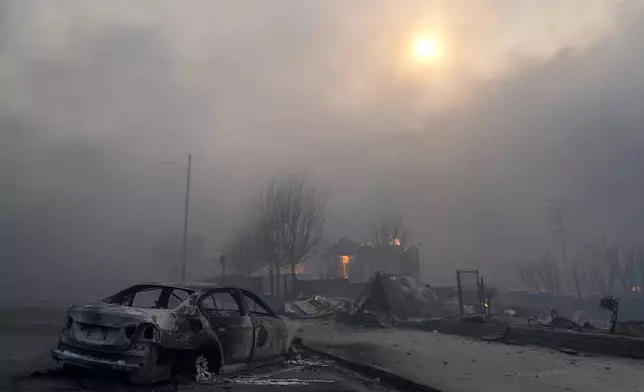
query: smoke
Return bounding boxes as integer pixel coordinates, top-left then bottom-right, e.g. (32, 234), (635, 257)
(1, 1), (643, 303)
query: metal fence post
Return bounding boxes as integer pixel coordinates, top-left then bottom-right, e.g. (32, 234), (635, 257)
(479, 276), (486, 318)
(456, 270), (464, 316)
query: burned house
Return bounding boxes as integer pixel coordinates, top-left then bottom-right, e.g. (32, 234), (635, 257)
(324, 238), (361, 280)
(324, 238), (420, 283)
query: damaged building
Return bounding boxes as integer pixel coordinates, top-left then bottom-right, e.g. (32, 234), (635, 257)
(324, 238), (420, 283)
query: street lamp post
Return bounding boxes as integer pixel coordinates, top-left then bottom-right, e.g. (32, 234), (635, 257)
(181, 154), (192, 282)
(156, 153), (192, 282)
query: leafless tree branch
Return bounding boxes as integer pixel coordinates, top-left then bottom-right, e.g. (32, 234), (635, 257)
(370, 211), (407, 247)
(516, 254), (561, 295)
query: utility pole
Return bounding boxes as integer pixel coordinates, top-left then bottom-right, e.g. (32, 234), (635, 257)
(181, 154), (192, 282)
(220, 254), (227, 285)
(548, 198), (567, 262)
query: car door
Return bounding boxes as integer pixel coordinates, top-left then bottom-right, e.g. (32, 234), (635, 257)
(198, 288), (254, 364)
(240, 290), (286, 361)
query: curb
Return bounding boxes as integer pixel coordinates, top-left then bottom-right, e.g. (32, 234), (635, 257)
(297, 342), (444, 392)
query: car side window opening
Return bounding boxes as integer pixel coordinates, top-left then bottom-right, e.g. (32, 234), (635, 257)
(131, 288), (164, 309)
(243, 292), (271, 316)
(166, 289), (191, 310)
(201, 290), (241, 315)
(201, 294), (217, 310)
(104, 285), (195, 309)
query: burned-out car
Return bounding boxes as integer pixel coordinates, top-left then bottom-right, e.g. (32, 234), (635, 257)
(51, 282), (301, 384)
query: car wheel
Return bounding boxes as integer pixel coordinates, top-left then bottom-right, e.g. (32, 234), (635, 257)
(194, 353), (220, 382)
(286, 344), (301, 361)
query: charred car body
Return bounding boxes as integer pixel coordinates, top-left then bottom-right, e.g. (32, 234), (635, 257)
(51, 283), (301, 384)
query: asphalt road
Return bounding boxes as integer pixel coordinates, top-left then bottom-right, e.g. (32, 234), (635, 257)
(0, 306), (397, 392)
(7, 357), (393, 392)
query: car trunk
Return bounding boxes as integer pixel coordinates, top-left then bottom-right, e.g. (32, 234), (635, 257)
(67, 303), (165, 349)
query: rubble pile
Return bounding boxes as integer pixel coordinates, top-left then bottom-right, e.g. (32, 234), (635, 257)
(285, 300), (321, 317)
(285, 295), (353, 319)
(344, 271), (440, 326)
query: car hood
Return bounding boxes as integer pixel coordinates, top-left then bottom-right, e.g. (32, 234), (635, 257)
(67, 303), (176, 330)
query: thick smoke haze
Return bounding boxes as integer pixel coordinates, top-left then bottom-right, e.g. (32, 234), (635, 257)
(2, 1), (644, 304)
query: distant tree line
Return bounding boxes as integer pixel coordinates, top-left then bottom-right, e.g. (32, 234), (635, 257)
(516, 199), (644, 299)
(150, 169), (412, 292)
(517, 241), (644, 299)
(224, 179), (412, 294)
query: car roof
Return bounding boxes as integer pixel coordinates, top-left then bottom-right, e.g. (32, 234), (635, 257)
(136, 281), (223, 292)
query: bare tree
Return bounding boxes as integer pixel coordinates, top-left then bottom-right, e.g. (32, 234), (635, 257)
(604, 242), (619, 295)
(632, 244), (644, 294)
(569, 241), (643, 298)
(570, 256), (590, 299)
(273, 174), (325, 296)
(600, 295), (620, 335)
(583, 241), (615, 296)
(517, 262), (540, 292)
(548, 198), (569, 285)
(615, 244), (640, 295)
(254, 181), (285, 295)
(536, 257), (561, 296)
(224, 227), (260, 279)
(516, 255), (561, 295)
(370, 211), (407, 247)
(524, 237), (644, 299)
(245, 174), (325, 297)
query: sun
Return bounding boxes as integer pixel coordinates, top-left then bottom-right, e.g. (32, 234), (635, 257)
(413, 38), (440, 61)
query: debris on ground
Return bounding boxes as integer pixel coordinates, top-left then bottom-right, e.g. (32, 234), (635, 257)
(549, 316), (583, 330)
(195, 357), (336, 387)
(285, 295), (353, 319)
(582, 321), (597, 330)
(309, 296), (353, 312)
(457, 314), (486, 323)
(489, 312), (533, 327)
(437, 299), (474, 318)
(480, 334), (507, 342)
(285, 300), (322, 317)
(555, 348), (580, 356)
(502, 306), (539, 319)
(338, 271), (440, 327)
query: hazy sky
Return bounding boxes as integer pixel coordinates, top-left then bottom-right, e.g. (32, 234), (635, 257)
(2, 1), (644, 303)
